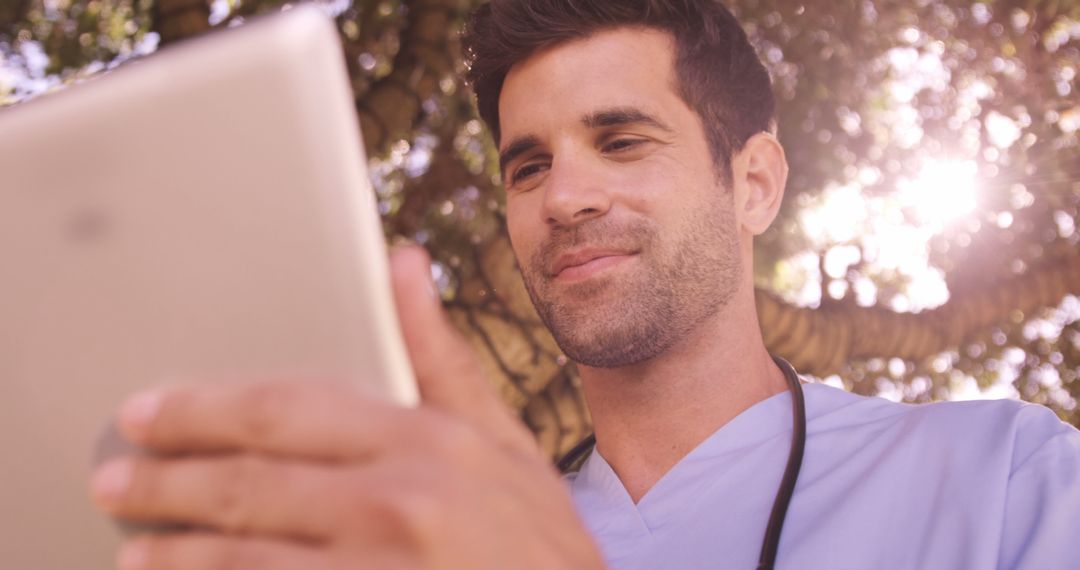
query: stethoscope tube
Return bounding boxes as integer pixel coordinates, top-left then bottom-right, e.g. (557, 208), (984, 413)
(556, 356), (808, 570)
(758, 356), (807, 569)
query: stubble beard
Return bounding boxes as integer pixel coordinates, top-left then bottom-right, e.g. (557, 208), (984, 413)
(519, 194), (741, 369)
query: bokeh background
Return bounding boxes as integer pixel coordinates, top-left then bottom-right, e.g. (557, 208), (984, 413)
(2, 0), (1078, 459)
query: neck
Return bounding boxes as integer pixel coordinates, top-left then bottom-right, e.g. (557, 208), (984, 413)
(577, 288), (787, 503)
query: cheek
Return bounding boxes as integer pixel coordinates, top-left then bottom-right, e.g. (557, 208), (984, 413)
(611, 160), (687, 214)
(505, 198), (541, 266)
(633, 147), (719, 197)
(627, 171), (723, 238)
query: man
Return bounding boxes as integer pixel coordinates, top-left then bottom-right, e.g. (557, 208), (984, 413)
(90, 1), (1080, 568)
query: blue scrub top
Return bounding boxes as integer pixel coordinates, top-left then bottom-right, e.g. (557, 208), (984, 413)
(567, 383), (1080, 569)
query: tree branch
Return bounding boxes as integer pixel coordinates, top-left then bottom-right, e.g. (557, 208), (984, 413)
(758, 251), (1080, 375)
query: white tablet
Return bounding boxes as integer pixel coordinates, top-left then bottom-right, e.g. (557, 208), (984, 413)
(0, 6), (417, 567)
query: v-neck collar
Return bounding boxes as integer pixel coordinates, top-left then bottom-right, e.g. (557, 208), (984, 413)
(570, 386), (797, 532)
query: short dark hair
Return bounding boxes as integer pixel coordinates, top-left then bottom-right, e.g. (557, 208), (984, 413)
(462, 0), (776, 176)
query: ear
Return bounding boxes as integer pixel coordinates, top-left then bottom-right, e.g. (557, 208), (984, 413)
(732, 132), (788, 236)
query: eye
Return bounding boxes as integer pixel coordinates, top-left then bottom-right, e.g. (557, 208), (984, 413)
(509, 161), (549, 186)
(601, 138), (645, 154)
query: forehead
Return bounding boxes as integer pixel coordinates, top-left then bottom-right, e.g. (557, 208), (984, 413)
(498, 27), (683, 138)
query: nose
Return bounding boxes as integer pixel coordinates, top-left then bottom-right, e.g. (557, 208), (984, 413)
(541, 154), (612, 228)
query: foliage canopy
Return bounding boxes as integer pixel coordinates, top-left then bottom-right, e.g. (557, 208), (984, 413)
(2, 0), (1078, 456)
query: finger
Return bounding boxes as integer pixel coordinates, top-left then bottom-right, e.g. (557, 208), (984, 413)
(115, 533), (340, 570)
(96, 455), (460, 568)
(91, 455), (343, 540)
(389, 245), (538, 455)
(115, 382), (413, 458)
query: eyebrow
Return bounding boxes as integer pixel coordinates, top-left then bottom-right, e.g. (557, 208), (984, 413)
(582, 107), (675, 133)
(498, 107), (674, 178)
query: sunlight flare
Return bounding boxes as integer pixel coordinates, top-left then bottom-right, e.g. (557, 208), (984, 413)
(898, 159), (979, 227)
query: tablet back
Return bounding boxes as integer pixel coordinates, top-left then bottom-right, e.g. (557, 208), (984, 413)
(0, 7), (417, 567)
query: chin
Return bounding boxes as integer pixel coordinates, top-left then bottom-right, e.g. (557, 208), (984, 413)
(549, 312), (676, 369)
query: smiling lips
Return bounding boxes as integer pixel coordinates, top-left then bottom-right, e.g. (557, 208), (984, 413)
(550, 249), (637, 282)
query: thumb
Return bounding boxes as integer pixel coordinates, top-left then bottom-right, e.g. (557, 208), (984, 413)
(389, 245), (538, 455)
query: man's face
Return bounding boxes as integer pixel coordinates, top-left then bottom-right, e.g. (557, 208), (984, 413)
(498, 27), (742, 368)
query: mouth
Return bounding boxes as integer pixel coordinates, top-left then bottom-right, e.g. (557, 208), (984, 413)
(550, 249), (638, 282)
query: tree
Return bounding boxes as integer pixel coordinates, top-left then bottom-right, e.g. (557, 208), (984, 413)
(3, 0), (1078, 459)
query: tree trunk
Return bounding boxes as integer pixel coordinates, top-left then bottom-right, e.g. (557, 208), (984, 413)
(153, 0), (211, 46)
(357, 0), (470, 153)
(0, 0), (31, 32)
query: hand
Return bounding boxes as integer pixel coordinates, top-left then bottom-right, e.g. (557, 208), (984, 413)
(90, 245), (606, 570)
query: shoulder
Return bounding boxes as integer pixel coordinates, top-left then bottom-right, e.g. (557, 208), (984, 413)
(802, 383), (1080, 470)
